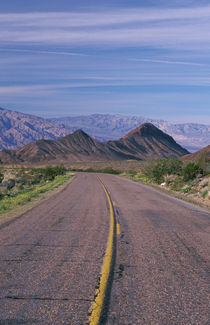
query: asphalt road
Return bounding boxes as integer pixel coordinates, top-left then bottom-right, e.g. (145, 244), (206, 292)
(0, 173), (209, 324)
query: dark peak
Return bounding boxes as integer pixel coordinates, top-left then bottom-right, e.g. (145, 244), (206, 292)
(73, 129), (89, 137)
(124, 123), (164, 138)
(61, 129), (94, 144)
(63, 129), (90, 139)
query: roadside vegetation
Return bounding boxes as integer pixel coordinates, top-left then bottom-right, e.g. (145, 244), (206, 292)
(123, 153), (210, 207)
(70, 167), (121, 175)
(0, 166), (74, 214)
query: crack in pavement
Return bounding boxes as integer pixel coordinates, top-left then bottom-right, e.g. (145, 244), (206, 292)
(1, 296), (92, 302)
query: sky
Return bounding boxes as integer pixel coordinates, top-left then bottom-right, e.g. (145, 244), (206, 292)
(0, 0), (210, 124)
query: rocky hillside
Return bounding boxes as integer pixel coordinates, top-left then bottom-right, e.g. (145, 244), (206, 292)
(52, 114), (210, 152)
(0, 107), (74, 150)
(182, 145), (210, 161)
(0, 123), (189, 164)
(1, 108), (209, 152)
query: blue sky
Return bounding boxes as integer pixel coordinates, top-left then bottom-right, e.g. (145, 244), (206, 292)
(0, 0), (210, 124)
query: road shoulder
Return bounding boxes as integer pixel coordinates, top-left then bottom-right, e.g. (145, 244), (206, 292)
(0, 173), (76, 229)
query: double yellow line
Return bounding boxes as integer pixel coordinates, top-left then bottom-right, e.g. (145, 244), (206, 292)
(89, 177), (116, 325)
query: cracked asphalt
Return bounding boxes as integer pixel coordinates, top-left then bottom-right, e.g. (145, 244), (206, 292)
(0, 174), (109, 324)
(0, 173), (209, 325)
(99, 174), (210, 325)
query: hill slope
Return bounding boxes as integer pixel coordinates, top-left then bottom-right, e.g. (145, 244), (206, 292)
(52, 114), (210, 152)
(182, 145), (210, 161)
(0, 123), (189, 164)
(0, 108), (209, 152)
(0, 107), (74, 150)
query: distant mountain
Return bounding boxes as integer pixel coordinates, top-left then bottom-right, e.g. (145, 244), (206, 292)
(0, 107), (74, 150)
(0, 123), (188, 164)
(0, 108), (209, 152)
(182, 145), (210, 161)
(52, 114), (210, 152)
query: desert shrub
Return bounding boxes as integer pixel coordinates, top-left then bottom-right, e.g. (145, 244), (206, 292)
(170, 178), (184, 191)
(179, 186), (192, 193)
(143, 161), (156, 178)
(146, 159), (183, 184)
(44, 167), (57, 180)
(84, 168), (95, 173)
(83, 167), (121, 175)
(201, 190), (208, 199)
(128, 170), (137, 176)
(0, 171), (4, 184)
(53, 165), (67, 175)
(7, 179), (16, 189)
(101, 168), (121, 175)
(197, 152), (209, 174)
(41, 165), (67, 180)
(182, 162), (204, 181)
(164, 159), (183, 176)
(152, 161), (166, 184)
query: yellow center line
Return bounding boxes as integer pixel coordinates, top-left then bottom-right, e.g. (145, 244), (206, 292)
(112, 201), (120, 235)
(117, 223), (121, 235)
(89, 177), (116, 325)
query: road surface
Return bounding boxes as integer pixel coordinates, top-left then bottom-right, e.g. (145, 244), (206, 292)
(0, 173), (209, 324)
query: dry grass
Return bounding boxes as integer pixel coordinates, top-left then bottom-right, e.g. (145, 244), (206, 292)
(2, 160), (148, 173)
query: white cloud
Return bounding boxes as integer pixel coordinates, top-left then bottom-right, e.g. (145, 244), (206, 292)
(130, 58), (206, 66)
(0, 6), (209, 50)
(0, 74), (210, 96)
(0, 48), (86, 57)
(0, 6), (210, 27)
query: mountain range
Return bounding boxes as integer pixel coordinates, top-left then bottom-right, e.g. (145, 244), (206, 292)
(0, 123), (188, 164)
(0, 107), (209, 152)
(0, 107), (75, 150)
(51, 114), (210, 152)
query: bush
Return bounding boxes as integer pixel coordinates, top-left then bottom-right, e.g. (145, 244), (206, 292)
(164, 159), (183, 176)
(152, 161), (166, 184)
(143, 162), (156, 178)
(182, 162), (204, 181)
(149, 159), (183, 184)
(102, 168), (121, 175)
(197, 152), (209, 174)
(82, 167), (121, 175)
(40, 165), (67, 181)
(179, 186), (191, 193)
(0, 171), (4, 184)
(202, 190), (208, 199)
(128, 170), (137, 176)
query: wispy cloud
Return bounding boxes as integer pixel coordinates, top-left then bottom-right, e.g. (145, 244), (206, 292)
(0, 6), (209, 50)
(130, 58), (206, 66)
(0, 6), (210, 27)
(0, 4), (209, 123)
(0, 48), (86, 57)
(1, 74), (210, 96)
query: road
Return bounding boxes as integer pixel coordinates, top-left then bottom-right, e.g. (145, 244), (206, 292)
(0, 173), (209, 324)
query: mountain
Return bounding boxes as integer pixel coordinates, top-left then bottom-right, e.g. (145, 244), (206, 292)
(182, 145), (210, 161)
(51, 114), (210, 152)
(0, 107), (74, 150)
(0, 123), (189, 164)
(1, 108), (209, 152)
